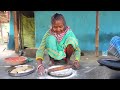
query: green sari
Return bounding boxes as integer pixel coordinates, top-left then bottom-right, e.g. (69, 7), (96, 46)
(36, 29), (81, 62)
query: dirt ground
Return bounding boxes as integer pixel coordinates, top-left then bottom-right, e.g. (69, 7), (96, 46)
(1, 44), (120, 79)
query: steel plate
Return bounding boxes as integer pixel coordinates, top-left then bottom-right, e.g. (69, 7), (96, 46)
(47, 65), (73, 77)
(8, 65), (35, 77)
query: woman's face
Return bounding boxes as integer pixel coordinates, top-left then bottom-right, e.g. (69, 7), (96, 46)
(52, 19), (65, 34)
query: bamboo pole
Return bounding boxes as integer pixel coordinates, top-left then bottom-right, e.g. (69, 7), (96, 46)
(95, 11), (99, 57)
(13, 11), (19, 53)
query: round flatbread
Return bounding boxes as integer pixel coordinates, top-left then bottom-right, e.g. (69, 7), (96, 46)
(8, 65), (35, 77)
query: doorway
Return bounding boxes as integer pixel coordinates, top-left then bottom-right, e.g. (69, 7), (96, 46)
(20, 11), (35, 50)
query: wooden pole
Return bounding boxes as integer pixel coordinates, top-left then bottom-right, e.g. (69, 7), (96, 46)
(0, 21), (4, 44)
(95, 11), (99, 57)
(13, 11), (19, 53)
(18, 12), (23, 50)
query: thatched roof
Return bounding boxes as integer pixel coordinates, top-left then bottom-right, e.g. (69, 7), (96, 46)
(0, 11), (9, 23)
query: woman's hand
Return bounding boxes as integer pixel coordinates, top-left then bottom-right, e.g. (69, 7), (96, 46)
(37, 59), (45, 75)
(37, 64), (45, 75)
(73, 60), (80, 69)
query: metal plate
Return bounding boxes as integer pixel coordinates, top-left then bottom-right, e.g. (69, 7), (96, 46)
(5, 56), (28, 66)
(47, 65), (73, 77)
(8, 65), (35, 77)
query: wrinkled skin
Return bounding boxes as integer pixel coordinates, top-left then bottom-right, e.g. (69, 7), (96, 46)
(37, 19), (80, 75)
(37, 59), (45, 75)
(67, 59), (80, 69)
(72, 60), (80, 69)
(37, 59), (80, 75)
(37, 20), (66, 75)
(51, 19), (66, 34)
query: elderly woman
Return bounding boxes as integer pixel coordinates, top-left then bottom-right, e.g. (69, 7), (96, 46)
(36, 13), (81, 75)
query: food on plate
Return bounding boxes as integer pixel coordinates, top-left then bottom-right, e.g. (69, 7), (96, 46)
(10, 65), (33, 74)
(48, 65), (72, 72)
(5, 56), (27, 65)
(48, 65), (73, 77)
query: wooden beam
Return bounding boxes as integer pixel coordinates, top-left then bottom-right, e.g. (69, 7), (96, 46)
(95, 11), (99, 57)
(13, 11), (19, 53)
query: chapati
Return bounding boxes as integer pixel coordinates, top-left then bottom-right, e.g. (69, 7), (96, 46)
(8, 64), (35, 77)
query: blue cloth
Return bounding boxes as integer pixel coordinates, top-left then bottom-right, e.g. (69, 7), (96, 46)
(108, 36), (120, 58)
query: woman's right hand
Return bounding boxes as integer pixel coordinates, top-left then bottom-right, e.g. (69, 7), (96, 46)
(37, 59), (45, 75)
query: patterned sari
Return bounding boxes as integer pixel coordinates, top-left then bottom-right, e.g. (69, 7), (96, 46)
(36, 27), (81, 61)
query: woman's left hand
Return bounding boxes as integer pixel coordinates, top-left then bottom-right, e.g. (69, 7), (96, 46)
(73, 60), (80, 69)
